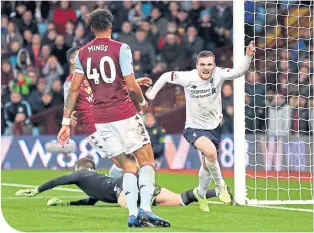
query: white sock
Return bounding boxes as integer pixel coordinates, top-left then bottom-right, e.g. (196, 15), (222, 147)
(138, 165), (155, 212)
(205, 158), (226, 189)
(122, 173), (138, 216)
(197, 165), (212, 198)
(109, 164), (124, 178)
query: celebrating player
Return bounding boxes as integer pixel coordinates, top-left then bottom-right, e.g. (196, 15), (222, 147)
(63, 47), (151, 179)
(146, 41), (256, 211)
(57, 9), (169, 227)
(15, 157), (232, 210)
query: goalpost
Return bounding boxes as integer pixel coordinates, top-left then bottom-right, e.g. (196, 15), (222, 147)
(233, 0), (313, 205)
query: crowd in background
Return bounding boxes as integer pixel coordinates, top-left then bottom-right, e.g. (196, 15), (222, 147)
(1, 1), (313, 138)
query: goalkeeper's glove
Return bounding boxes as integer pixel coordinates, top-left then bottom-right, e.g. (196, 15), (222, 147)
(15, 188), (39, 197)
(47, 197), (70, 206)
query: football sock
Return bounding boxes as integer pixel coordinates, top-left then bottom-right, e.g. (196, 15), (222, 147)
(138, 165), (155, 212)
(122, 173), (138, 216)
(197, 165), (212, 198)
(205, 158), (226, 189)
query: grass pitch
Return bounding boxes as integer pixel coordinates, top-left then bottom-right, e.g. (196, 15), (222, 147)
(1, 170), (313, 232)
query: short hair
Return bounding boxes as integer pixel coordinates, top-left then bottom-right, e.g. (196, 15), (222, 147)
(66, 47), (78, 62)
(76, 157), (96, 171)
(197, 51), (215, 63)
(88, 9), (113, 32)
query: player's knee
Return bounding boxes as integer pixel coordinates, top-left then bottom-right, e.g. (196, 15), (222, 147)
(204, 152), (217, 162)
(123, 167), (138, 175)
(139, 162), (155, 170)
(122, 163), (139, 175)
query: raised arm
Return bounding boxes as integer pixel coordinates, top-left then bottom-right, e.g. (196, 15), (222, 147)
(220, 41), (255, 80)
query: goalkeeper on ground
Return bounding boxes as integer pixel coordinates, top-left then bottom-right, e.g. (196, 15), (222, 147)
(15, 157), (232, 208)
(146, 41), (255, 211)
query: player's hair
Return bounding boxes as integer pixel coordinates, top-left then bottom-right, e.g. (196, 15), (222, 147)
(66, 47), (78, 62)
(76, 157), (96, 171)
(197, 51), (215, 63)
(88, 9), (113, 32)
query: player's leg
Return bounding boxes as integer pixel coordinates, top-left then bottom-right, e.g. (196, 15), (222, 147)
(87, 130), (142, 227)
(125, 115), (169, 227)
(199, 154), (213, 197)
(194, 136), (231, 204)
(133, 143), (155, 212)
(190, 154), (213, 211)
(155, 187), (221, 206)
(109, 161), (124, 178)
(111, 154), (139, 215)
(134, 145), (169, 227)
(88, 133), (126, 178)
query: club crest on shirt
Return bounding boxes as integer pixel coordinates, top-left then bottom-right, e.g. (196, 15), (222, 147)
(171, 72), (179, 81)
(85, 86), (92, 95)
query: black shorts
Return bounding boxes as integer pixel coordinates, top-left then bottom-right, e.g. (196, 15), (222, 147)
(183, 126), (221, 151)
(98, 177), (124, 203)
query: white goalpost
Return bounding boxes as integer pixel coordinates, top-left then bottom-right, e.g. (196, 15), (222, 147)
(233, 0), (314, 205)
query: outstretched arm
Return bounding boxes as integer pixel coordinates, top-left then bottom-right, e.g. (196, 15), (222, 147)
(15, 173), (81, 197)
(220, 41), (255, 80)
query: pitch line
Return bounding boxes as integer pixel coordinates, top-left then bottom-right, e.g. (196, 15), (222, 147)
(1, 182), (82, 193)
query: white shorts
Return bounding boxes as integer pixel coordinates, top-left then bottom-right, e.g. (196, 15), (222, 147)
(88, 114), (151, 159)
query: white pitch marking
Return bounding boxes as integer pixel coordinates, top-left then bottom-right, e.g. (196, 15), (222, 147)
(1, 182), (82, 193)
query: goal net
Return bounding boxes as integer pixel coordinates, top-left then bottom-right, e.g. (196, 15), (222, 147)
(234, 0), (313, 205)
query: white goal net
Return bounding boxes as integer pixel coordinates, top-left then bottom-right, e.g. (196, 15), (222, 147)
(234, 0), (313, 205)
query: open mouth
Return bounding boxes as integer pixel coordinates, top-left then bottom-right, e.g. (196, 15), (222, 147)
(203, 71), (210, 75)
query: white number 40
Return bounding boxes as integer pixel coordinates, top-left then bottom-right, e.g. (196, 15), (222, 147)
(86, 56), (116, 84)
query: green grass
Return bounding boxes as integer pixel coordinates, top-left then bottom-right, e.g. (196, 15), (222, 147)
(1, 170), (313, 232)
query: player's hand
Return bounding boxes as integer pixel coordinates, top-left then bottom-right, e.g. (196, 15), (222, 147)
(57, 125), (71, 146)
(70, 111), (77, 127)
(15, 188), (39, 197)
(139, 101), (148, 115)
(246, 41), (256, 56)
(136, 77), (152, 87)
(47, 197), (68, 206)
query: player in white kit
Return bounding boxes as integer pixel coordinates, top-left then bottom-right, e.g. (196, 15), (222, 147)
(146, 41), (256, 211)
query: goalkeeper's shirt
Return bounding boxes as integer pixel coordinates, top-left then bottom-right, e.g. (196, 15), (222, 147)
(146, 56), (252, 130)
(38, 170), (123, 204)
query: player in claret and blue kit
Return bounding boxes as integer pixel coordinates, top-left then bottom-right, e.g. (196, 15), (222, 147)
(57, 9), (169, 227)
